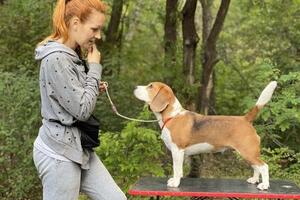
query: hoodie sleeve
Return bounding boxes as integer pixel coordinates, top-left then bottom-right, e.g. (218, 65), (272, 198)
(44, 52), (102, 121)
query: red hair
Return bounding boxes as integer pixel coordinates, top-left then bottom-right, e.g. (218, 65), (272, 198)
(40, 0), (106, 44)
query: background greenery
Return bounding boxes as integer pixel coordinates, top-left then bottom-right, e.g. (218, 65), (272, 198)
(0, 0), (299, 199)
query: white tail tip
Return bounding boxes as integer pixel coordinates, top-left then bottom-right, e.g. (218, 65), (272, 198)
(256, 81), (277, 107)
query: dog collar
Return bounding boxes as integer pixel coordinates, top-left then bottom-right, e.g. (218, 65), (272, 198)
(161, 117), (173, 130)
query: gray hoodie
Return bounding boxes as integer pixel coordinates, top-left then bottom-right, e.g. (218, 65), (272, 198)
(35, 41), (102, 169)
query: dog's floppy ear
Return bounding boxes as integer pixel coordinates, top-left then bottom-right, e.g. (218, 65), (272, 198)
(150, 87), (169, 112)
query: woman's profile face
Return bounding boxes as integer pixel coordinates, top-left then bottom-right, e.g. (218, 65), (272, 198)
(73, 10), (105, 50)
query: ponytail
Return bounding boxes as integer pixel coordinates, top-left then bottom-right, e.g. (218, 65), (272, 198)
(52, 0), (69, 42)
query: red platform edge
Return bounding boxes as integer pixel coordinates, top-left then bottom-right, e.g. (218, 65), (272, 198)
(128, 189), (300, 199)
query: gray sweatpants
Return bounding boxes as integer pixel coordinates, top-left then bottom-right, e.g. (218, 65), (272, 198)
(33, 148), (127, 200)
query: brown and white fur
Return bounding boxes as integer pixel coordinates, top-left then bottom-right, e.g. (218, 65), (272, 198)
(134, 81), (277, 190)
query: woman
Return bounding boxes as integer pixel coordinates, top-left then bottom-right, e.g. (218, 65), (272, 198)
(33, 0), (127, 199)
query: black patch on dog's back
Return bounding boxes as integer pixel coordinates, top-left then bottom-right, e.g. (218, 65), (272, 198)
(192, 118), (212, 132)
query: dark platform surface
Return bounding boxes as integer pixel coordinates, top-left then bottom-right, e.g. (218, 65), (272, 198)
(128, 177), (300, 198)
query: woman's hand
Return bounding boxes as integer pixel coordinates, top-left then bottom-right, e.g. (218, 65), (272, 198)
(99, 81), (108, 93)
(87, 44), (101, 64)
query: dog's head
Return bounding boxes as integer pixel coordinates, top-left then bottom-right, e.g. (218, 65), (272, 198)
(134, 82), (175, 113)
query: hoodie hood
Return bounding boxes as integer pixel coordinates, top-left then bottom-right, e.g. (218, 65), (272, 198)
(35, 41), (81, 63)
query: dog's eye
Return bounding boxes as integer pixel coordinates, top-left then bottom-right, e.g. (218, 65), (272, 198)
(148, 84), (153, 89)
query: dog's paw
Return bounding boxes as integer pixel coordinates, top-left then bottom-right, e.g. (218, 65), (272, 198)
(167, 177), (181, 187)
(247, 177), (259, 184)
(257, 182), (270, 190)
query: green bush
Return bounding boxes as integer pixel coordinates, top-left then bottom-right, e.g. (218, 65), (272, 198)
(0, 0), (53, 73)
(255, 71), (300, 151)
(0, 71), (41, 199)
(96, 108), (166, 192)
(262, 147), (300, 186)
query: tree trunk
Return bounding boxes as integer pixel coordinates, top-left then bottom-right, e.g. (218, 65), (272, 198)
(105, 0), (123, 47)
(182, 0), (199, 86)
(181, 0), (201, 183)
(188, 0), (231, 190)
(164, 0), (178, 68)
(124, 1), (144, 41)
(200, 0), (215, 115)
(197, 0), (231, 114)
(188, 1), (212, 180)
(100, 0), (124, 75)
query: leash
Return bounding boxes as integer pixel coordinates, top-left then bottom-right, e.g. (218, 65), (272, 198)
(102, 82), (159, 123)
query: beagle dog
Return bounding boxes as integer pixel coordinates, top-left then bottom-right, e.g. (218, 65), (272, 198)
(134, 81), (277, 190)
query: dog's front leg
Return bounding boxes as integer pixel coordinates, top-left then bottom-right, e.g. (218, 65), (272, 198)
(167, 145), (184, 187)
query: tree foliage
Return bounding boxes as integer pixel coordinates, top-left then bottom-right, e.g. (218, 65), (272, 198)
(0, 0), (53, 73)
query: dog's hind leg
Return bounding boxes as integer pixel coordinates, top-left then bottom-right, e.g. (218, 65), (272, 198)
(247, 165), (260, 184)
(255, 163), (269, 190)
(247, 161), (269, 190)
(233, 140), (269, 190)
(239, 152), (269, 190)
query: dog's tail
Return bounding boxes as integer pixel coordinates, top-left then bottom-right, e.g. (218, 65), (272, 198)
(245, 81), (277, 122)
